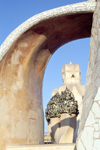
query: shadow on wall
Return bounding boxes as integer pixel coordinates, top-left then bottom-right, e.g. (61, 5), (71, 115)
(73, 120), (80, 143)
(50, 115), (76, 144)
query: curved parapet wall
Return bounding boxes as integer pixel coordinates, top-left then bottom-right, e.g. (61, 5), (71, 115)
(0, 1), (96, 150)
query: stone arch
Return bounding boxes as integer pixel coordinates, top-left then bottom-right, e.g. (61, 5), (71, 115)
(0, 1), (96, 150)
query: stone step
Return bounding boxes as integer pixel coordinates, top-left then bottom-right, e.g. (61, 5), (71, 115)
(7, 144), (76, 150)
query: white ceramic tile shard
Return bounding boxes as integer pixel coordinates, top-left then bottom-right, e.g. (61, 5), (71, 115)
(94, 131), (99, 138)
(92, 102), (100, 118)
(81, 127), (94, 150)
(93, 139), (100, 150)
(95, 118), (99, 123)
(99, 119), (100, 127)
(94, 123), (99, 131)
(77, 139), (85, 150)
(85, 111), (95, 126)
(99, 120), (100, 138)
(94, 87), (100, 101)
(0, 1), (96, 61)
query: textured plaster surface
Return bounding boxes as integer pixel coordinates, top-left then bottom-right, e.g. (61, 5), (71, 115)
(77, 1), (100, 147)
(0, 1), (97, 150)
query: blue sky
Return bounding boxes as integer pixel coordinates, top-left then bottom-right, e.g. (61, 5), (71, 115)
(0, 0), (90, 131)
